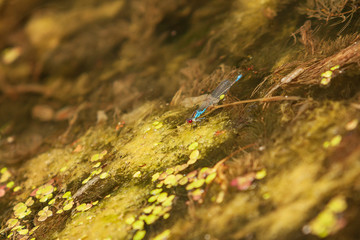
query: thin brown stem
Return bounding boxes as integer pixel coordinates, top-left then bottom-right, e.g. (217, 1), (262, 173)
(202, 96), (303, 118)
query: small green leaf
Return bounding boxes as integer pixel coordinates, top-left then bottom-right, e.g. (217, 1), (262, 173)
(62, 191), (72, 199)
(6, 181), (14, 188)
(150, 188), (162, 195)
(133, 230), (146, 240)
(25, 197), (34, 206)
(63, 200), (74, 211)
(132, 220), (144, 230)
(188, 142), (199, 150)
(144, 214), (158, 225)
(189, 150), (199, 160)
(205, 172), (217, 184)
(6, 218), (18, 228)
(152, 172), (160, 182)
(99, 172), (110, 179)
(125, 215), (135, 225)
(157, 192), (168, 203)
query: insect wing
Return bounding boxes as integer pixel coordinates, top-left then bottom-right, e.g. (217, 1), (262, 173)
(210, 80), (233, 99)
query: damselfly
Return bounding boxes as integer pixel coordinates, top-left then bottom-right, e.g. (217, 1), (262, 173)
(186, 74), (242, 123)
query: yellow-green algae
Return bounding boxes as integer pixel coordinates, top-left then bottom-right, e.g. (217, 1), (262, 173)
(53, 186), (150, 239)
(3, 105), (234, 239)
(168, 101), (360, 240)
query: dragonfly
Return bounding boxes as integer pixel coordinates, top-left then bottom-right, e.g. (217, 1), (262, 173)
(186, 74), (242, 123)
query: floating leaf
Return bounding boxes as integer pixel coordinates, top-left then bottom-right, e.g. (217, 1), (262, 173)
(178, 177), (188, 185)
(133, 171), (142, 178)
(13, 186), (21, 192)
(321, 70), (333, 78)
(152, 173), (160, 182)
(320, 78), (331, 86)
(12, 225), (23, 231)
(262, 193), (271, 199)
(163, 213), (170, 220)
(205, 172), (217, 184)
(150, 188), (162, 195)
(255, 169), (267, 180)
(125, 214), (136, 225)
(152, 229), (170, 240)
(164, 175), (177, 186)
(308, 210), (336, 238)
(56, 209), (64, 214)
(199, 167), (210, 177)
(188, 142), (199, 150)
(158, 172), (168, 181)
(143, 205), (155, 214)
(187, 158), (197, 165)
(6, 181), (14, 188)
(186, 179), (205, 190)
(91, 168), (102, 176)
(0, 168), (11, 182)
(162, 195), (175, 207)
(187, 171), (197, 179)
(63, 200), (74, 211)
(132, 220), (144, 230)
(133, 230), (146, 240)
(62, 191), (72, 199)
(40, 193), (53, 203)
(157, 192), (168, 203)
(144, 214), (158, 225)
(76, 203), (92, 211)
(330, 135), (342, 147)
(60, 166), (67, 172)
(165, 168), (174, 175)
(327, 196), (347, 213)
(38, 206), (53, 222)
(91, 153), (100, 162)
(48, 198), (56, 205)
(148, 195), (158, 203)
(17, 228), (29, 235)
(13, 202), (28, 217)
(93, 162), (101, 168)
(25, 197), (34, 206)
(152, 206), (163, 215)
(174, 164), (188, 172)
(323, 141), (330, 148)
(330, 65), (340, 71)
(189, 150), (199, 160)
(99, 172), (110, 179)
(82, 177), (91, 185)
(6, 218), (18, 228)
(37, 184), (54, 196)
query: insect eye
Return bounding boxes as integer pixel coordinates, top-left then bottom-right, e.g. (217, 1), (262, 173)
(186, 119), (193, 123)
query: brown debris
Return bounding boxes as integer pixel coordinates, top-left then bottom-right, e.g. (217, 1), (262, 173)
(264, 37), (360, 97)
